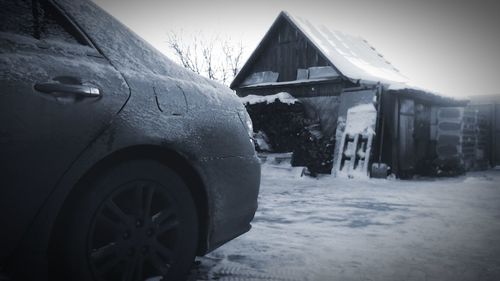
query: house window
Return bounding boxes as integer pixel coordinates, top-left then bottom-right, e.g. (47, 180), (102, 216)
(242, 71), (279, 86)
(296, 66), (338, 80)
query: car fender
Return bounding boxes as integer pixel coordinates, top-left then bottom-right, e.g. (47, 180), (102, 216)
(7, 95), (212, 279)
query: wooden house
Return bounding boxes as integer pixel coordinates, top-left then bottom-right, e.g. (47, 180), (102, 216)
(231, 11), (467, 178)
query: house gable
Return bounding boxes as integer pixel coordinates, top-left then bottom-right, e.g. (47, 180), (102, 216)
(232, 11), (412, 90)
(231, 12), (342, 89)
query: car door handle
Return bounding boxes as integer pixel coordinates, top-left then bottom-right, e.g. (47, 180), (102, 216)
(34, 82), (101, 97)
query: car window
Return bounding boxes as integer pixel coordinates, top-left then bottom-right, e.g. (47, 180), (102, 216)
(0, 0), (33, 37)
(0, 0), (87, 45)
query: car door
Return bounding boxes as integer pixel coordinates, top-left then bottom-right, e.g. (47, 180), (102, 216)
(0, 0), (130, 260)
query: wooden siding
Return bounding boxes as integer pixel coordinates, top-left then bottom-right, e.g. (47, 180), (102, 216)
(242, 19), (332, 83)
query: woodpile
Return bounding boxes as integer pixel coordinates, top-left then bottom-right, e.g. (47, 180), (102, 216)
(244, 97), (307, 153)
(244, 96), (334, 176)
(291, 123), (335, 176)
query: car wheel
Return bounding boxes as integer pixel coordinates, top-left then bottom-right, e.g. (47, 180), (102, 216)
(53, 160), (198, 281)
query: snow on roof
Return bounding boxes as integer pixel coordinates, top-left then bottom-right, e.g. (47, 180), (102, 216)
(284, 12), (410, 86)
(388, 81), (469, 104)
(240, 92), (299, 105)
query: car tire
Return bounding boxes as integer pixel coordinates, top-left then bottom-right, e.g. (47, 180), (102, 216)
(52, 160), (198, 281)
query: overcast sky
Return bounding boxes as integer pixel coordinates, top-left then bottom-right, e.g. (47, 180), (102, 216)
(93, 0), (500, 98)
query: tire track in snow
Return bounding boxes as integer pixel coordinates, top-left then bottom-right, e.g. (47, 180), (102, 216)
(213, 265), (303, 281)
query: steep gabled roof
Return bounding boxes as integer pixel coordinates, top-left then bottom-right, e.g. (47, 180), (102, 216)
(231, 11), (411, 89)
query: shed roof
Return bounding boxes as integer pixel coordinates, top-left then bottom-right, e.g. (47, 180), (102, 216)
(231, 11), (412, 89)
(285, 12), (410, 85)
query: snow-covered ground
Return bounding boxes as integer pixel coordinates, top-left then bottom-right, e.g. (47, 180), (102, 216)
(190, 158), (500, 281)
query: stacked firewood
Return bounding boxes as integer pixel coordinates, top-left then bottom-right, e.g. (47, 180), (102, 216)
(244, 98), (335, 176)
(291, 123), (335, 176)
(245, 99), (307, 153)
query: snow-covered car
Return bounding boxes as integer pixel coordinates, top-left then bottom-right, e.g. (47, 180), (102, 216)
(0, 0), (260, 280)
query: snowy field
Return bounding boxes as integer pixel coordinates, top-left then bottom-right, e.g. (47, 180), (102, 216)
(189, 158), (500, 281)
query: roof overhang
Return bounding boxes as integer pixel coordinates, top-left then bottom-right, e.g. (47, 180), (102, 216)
(387, 87), (469, 107)
(239, 77), (342, 89)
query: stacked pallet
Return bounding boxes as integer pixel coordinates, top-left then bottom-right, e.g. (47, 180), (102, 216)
(470, 105), (491, 170)
(333, 103), (377, 178)
(436, 107), (478, 172)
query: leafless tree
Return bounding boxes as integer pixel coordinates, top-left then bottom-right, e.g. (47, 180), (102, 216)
(222, 39), (244, 78)
(166, 31), (244, 86)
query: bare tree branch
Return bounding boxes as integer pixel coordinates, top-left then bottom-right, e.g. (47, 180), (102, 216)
(166, 31), (245, 86)
(222, 39), (244, 78)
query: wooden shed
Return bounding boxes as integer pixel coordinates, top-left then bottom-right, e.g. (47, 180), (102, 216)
(232, 11), (467, 178)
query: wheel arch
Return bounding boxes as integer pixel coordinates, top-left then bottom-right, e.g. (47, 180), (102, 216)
(49, 145), (210, 260)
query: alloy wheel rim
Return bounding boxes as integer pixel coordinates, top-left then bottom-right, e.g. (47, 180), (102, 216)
(87, 180), (179, 281)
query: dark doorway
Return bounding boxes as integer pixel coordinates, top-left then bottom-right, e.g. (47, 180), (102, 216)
(494, 104), (500, 166)
(398, 98), (416, 176)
